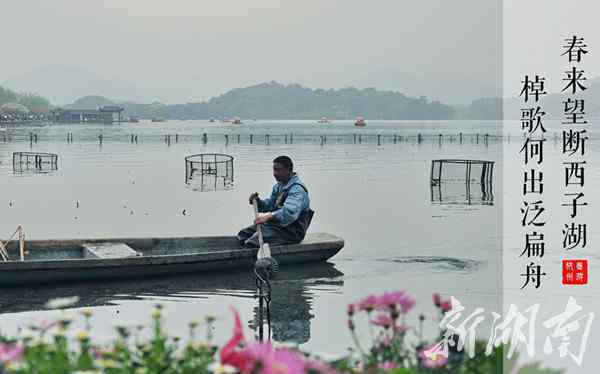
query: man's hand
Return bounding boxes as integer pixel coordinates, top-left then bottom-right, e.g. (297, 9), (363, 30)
(249, 192), (259, 205)
(254, 212), (273, 225)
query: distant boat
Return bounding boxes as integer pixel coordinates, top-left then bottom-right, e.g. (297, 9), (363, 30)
(317, 117), (330, 124)
(354, 117), (366, 127)
(232, 117), (242, 124)
(209, 117), (216, 123)
(151, 117), (165, 123)
(129, 116), (140, 123)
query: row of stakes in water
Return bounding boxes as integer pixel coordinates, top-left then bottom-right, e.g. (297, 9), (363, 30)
(1, 132), (567, 145)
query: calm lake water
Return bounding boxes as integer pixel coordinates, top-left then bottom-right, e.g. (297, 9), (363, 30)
(0, 120), (597, 373)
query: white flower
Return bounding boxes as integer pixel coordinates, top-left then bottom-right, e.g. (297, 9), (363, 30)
(72, 329), (90, 341)
(45, 296), (80, 309)
(19, 328), (36, 341)
(208, 362), (237, 374)
(81, 309), (94, 318)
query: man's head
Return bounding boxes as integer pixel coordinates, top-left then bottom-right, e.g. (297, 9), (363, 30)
(273, 155), (294, 183)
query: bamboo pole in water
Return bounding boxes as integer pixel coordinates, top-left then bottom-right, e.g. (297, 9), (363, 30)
(19, 226), (24, 261)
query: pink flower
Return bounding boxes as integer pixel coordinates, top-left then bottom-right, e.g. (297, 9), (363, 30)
(378, 361), (396, 370)
(243, 342), (305, 374)
(379, 291), (406, 308)
(398, 294), (415, 313)
(268, 349), (306, 374)
(372, 291), (415, 314)
(381, 336), (392, 347)
(243, 341), (272, 362)
(357, 295), (379, 312)
(394, 324), (409, 334)
(91, 346), (104, 359)
(346, 303), (355, 316)
(440, 301), (452, 312)
(418, 343), (448, 369)
(432, 293), (441, 307)
(91, 346), (115, 360)
(371, 313), (393, 329)
(0, 344), (24, 363)
(347, 319), (355, 331)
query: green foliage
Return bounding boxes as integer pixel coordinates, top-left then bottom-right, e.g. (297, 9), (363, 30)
(0, 300), (566, 374)
(457, 341), (502, 374)
(0, 85), (50, 112)
(5, 306), (217, 374)
(516, 363), (564, 374)
(0, 86), (19, 105)
(17, 94), (51, 112)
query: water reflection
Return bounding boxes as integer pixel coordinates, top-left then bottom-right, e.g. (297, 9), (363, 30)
(250, 265), (343, 343)
(430, 159), (494, 205)
(430, 181), (494, 205)
(0, 262), (343, 344)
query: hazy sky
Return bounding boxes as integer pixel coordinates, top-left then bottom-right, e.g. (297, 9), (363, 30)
(0, 0), (502, 105)
(504, 0), (599, 98)
(1, 1), (597, 105)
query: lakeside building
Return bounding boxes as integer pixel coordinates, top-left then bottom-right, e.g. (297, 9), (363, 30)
(50, 106), (124, 123)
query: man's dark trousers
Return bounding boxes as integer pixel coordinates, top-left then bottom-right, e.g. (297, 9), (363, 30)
(237, 220), (305, 248)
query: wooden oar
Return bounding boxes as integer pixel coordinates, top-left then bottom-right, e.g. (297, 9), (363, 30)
(252, 198), (271, 259)
(251, 198), (277, 342)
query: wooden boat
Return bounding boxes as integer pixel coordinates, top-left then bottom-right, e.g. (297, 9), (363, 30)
(0, 233), (344, 285)
(354, 117), (366, 127)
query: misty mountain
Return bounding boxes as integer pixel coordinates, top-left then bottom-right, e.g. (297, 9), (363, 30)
(6, 77), (599, 121)
(106, 81), (454, 120)
(61, 79), (600, 120)
(65, 95), (117, 109)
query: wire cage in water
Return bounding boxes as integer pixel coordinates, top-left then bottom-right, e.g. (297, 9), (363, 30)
(12, 152), (58, 174)
(430, 159), (494, 205)
(185, 153), (234, 191)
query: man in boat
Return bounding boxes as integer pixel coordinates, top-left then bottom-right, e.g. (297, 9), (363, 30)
(238, 155), (314, 248)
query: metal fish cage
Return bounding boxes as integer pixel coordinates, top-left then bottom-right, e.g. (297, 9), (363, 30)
(430, 159), (494, 204)
(185, 153), (234, 191)
(12, 152), (58, 173)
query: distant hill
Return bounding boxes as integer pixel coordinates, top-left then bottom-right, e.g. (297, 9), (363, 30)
(453, 77), (600, 120)
(65, 95), (117, 110)
(69, 82), (454, 120)
(57, 78), (600, 121)
(179, 81), (454, 119)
